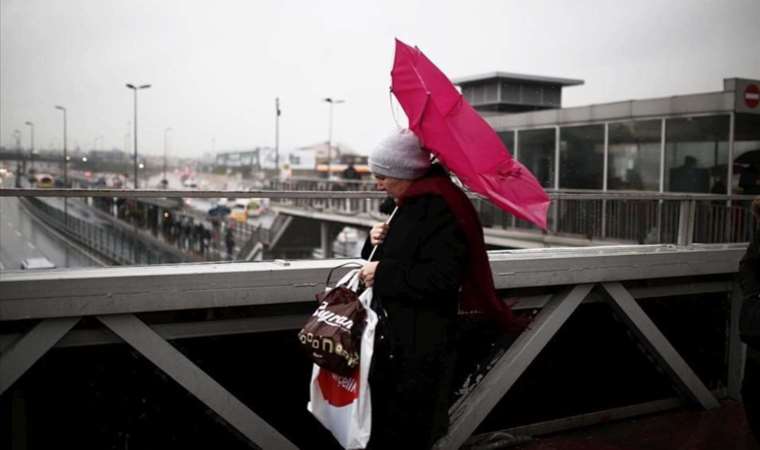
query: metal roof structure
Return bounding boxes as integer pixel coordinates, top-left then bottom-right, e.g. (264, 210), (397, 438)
(453, 72), (585, 114)
(453, 71), (584, 87)
(486, 77), (760, 130)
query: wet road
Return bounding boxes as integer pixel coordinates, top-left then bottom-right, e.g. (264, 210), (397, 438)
(0, 176), (100, 271)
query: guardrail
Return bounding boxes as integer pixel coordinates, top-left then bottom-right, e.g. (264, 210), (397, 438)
(0, 244), (750, 448)
(20, 196), (186, 265)
(3, 188), (755, 246)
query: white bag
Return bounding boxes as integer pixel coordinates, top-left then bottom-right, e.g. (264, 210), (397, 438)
(308, 269), (377, 449)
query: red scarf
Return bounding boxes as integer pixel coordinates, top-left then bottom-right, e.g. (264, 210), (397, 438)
(399, 172), (523, 333)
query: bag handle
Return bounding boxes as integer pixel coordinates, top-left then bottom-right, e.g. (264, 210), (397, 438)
(325, 262), (364, 288)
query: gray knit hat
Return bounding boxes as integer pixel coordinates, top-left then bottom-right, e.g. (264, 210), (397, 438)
(369, 129), (431, 180)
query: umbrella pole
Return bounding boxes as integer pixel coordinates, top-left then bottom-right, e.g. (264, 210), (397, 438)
(367, 206), (398, 262)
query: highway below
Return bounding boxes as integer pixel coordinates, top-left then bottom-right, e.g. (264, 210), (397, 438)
(0, 175), (102, 271)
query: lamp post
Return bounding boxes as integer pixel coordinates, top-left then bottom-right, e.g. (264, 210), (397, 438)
(54, 106), (68, 186)
(12, 130), (21, 186)
(125, 83), (151, 188)
(54, 105), (68, 225)
(163, 127), (172, 187)
(275, 97), (281, 178)
(25, 121), (34, 171)
(323, 97), (345, 179)
(12, 129), (21, 151)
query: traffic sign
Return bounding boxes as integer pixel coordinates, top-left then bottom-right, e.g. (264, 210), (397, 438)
(745, 83), (760, 109)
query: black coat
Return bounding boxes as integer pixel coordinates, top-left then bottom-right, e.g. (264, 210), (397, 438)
(361, 193), (467, 449)
(740, 228), (760, 356)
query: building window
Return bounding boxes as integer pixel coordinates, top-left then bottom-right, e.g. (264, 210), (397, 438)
(517, 128), (555, 188)
(498, 131), (515, 156)
(522, 85), (541, 105)
(608, 120), (661, 191)
(484, 83), (498, 103)
(560, 125), (604, 189)
(664, 115), (730, 193)
(501, 83), (520, 103)
(542, 86), (561, 106)
(733, 114), (760, 194)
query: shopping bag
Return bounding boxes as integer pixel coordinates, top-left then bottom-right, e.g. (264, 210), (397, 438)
(308, 281), (376, 449)
(298, 268), (366, 376)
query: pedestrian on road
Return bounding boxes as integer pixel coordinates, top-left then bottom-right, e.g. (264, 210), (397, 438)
(740, 197), (760, 442)
(225, 226), (235, 261)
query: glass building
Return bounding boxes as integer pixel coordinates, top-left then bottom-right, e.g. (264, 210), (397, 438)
(460, 75), (760, 194)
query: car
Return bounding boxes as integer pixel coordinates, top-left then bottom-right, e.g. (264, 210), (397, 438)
(20, 257), (56, 270)
(229, 201), (248, 223)
(246, 198), (266, 217)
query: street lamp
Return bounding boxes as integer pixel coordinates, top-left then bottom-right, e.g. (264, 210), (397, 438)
(54, 105), (68, 186)
(25, 121), (34, 170)
(163, 127), (172, 187)
(12, 129), (21, 149)
(12, 130), (21, 185)
(125, 83), (151, 188)
(275, 97), (281, 178)
(323, 97), (345, 179)
(54, 105), (68, 225)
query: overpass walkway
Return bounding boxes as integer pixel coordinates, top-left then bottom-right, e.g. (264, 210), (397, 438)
(0, 241), (752, 449)
(0, 187), (757, 448)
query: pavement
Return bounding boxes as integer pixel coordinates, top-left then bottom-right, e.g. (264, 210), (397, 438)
(505, 400), (758, 450)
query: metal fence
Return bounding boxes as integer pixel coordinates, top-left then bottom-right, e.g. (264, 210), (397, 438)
(21, 197), (185, 265)
(4, 187), (758, 255)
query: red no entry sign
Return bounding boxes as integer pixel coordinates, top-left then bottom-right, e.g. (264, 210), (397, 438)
(745, 83), (760, 109)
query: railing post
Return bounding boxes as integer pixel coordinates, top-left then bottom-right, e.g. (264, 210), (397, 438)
(320, 222), (333, 259)
(677, 199), (696, 246)
(550, 198), (559, 234)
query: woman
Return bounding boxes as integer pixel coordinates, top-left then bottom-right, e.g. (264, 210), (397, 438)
(359, 130), (519, 448)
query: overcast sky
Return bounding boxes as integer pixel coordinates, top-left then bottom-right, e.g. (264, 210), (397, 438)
(1, 0), (759, 159)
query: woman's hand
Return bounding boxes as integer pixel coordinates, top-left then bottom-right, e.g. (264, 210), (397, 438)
(370, 223), (389, 246)
(360, 261), (379, 287)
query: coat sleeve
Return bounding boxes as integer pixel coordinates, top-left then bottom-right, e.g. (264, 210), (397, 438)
(373, 196), (467, 303)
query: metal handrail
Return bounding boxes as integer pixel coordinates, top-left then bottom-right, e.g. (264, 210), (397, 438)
(1, 187), (757, 201)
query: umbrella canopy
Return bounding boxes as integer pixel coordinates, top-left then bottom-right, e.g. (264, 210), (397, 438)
(391, 39), (550, 229)
(735, 149), (760, 165)
(208, 204), (231, 217)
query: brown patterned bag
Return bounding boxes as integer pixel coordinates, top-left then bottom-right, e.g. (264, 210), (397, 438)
(298, 267), (367, 376)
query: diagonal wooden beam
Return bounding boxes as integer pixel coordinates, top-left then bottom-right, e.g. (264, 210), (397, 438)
(601, 282), (719, 409)
(97, 314), (297, 450)
(0, 317), (80, 395)
(436, 284), (594, 450)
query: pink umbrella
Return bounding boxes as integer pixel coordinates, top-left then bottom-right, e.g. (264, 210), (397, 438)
(391, 39), (550, 229)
